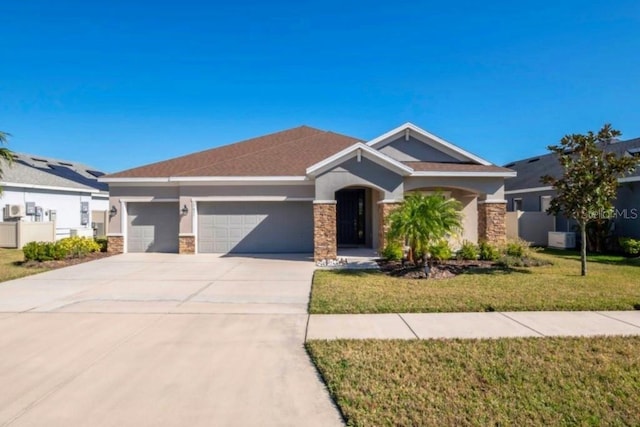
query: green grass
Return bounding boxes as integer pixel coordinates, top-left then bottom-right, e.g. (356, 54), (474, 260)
(310, 250), (640, 313)
(0, 248), (48, 283)
(307, 337), (640, 426)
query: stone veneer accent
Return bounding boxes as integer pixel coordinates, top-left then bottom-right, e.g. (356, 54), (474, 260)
(313, 202), (337, 261)
(107, 235), (124, 254)
(179, 235), (196, 254)
(478, 201), (507, 244)
(377, 201), (402, 253)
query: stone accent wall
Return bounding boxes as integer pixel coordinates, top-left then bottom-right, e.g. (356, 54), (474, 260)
(377, 202), (402, 253)
(179, 235), (196, 254)
(313, 202), (337, 261)
(478, 202), (507, 244)
(107, 235), (124, 254)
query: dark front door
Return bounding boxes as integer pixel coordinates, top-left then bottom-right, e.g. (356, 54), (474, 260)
(336, 189), (366, 246)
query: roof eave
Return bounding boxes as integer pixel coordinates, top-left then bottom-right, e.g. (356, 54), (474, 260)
(410, 171), (517, 178)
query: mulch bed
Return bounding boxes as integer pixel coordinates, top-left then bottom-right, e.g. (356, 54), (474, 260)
(377, 259), (498, 279)
(20, 252), (114, 269)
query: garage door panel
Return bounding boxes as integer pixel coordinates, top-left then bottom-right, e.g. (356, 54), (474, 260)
(198, 202), (313, 253)
(127, 202), (179, 253)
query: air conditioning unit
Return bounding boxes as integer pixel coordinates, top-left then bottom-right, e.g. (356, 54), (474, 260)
(4, 204), (26, 219)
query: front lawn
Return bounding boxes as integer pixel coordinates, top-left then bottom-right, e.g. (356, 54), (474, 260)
(307, 337), (640, 426)
(0, 248), (48, 283)
(309, 250), (640, 313)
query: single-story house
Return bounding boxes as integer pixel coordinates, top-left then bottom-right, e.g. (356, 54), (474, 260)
(505, 137), (640, 239)
(100, 123), (515, 260)
(0, 153), (109, 241)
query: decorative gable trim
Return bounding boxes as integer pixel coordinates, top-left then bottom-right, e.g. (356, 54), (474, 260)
(367, 122), (492, 166)
(306, 142), (413, 177)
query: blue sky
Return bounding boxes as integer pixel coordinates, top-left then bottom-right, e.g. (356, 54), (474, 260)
(1, 0), (639, 172)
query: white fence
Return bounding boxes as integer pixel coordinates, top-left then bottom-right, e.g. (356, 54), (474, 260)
(506, 211), (556, 246)
(0, 221), (56, 249)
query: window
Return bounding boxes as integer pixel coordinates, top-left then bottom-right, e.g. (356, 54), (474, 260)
(513, 198), (523, 211)
(540, 195), (552, 212)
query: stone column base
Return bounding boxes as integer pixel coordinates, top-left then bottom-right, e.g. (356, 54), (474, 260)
(377, 201), (402, 253)
(179, 235), (196, 254)
(107, 236), (124, 254)
(478, 201), (507, 244)
(313, 201), (337, 261)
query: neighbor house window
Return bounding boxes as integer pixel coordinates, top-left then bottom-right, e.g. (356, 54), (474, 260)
(540, 195), (552, 212)
(513, 198), (523, 211)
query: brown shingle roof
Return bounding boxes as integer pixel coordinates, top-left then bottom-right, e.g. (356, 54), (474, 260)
(106, 126), (361, 178)
(404, 161), (513, 173)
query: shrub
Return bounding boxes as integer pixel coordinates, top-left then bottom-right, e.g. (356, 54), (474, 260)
(505, 239), (530, 258)
(478, 241), (500, 261)
(428, 240), (452, 263)
(95, 237), (108, 253)
(23, 241), (68, 261)
(619, 237), (640, 256)
(381, 242), (404, 261)
(57, 236), (101, 258)
(23, 241), (43, 261)
(498, 254), (552, 268)
(457, 240), (478, 260)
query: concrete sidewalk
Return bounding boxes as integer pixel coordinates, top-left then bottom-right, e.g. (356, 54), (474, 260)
(306, 311), (640, 340)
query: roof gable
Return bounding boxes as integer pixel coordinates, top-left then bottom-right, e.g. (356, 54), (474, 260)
(367, 122), (492, 166)
(306, 143), (413, 177)
(378, 135), (462, 163)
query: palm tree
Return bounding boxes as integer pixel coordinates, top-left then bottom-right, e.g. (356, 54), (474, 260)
(387, 192), (463, 264)
(0, 131), (15, 193)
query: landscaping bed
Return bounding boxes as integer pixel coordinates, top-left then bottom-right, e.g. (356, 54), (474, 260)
(377, 259), (498, 279)
(309, 250), (640, 313)
(307, 336), (640, 426)
(20, 251), (112, 270)
(1, 237), (111, 283)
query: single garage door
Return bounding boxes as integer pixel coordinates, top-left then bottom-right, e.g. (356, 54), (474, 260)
(127, 202), (179, 253)
(198, 202), (313, 253)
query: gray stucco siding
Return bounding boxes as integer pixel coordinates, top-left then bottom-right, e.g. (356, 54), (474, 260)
(180, 184), (314, 199)
(405, 177), (504, 200)
(506, 189), (556, 212)
(315, 157), (403, 200)
(379, 136), (461, 162)
(614, 182), (640, 238)
(109, 185), (179, 199)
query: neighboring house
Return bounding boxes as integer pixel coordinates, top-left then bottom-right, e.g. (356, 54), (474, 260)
(100, 123), (515, 260)
(504, 137), (640, 239)
(0, 153), (109, 239)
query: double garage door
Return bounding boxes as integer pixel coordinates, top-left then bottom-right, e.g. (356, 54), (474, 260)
(197, 202), (313, 253)
(126, 201), (313, 253)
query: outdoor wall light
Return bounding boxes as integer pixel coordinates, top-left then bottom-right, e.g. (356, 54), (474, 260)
(181, 204), (189, 215)
(109, 205), (117, 216)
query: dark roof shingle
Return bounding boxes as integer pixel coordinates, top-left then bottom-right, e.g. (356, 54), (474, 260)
(106, 126), (361, 178)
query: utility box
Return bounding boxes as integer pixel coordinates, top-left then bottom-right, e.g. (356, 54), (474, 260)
(548, 232), (576, 249)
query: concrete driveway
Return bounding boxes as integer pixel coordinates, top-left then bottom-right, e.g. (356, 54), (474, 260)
(0, 254), (343, 427)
